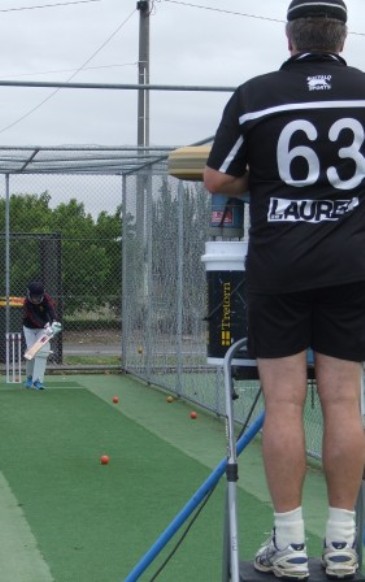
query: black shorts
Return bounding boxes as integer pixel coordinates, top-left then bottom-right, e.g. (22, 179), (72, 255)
(247, 281), (365, 361)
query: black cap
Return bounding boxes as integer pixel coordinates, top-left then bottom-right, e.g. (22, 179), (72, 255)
(27, 281), (44, 295)
(287, 0), (347, 22)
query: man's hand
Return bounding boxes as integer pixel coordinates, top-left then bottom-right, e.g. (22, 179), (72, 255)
(51, 321), (62, 335)
(44, 322), (53, 336)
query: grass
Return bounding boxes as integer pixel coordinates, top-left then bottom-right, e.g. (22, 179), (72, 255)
(0, 373), (333, 581)
(62, 353), (207, 367)
(0, 381), (269, 580)
(62, 354), (121, 366)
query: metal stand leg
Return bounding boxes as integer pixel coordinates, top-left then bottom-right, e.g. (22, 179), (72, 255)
(222, 338), (250, 582)
(222, 493), (231, 582)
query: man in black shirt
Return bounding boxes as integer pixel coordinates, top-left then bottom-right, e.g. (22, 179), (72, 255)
(204, 0), (365, 579)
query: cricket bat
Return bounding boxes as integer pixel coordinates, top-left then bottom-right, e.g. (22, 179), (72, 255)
(24, 322), (62, 361)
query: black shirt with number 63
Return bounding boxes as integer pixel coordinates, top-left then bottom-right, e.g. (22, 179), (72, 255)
(207, 53), (365, 293)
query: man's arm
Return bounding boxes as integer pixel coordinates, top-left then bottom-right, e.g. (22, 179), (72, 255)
(44, 293), (57, 323)
(203, 166), (249, 199)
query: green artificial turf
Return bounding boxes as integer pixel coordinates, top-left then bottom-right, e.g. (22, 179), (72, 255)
(0, 377), (324, 581)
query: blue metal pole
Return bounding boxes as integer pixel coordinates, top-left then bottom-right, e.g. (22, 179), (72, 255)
(124, 410), (265, 581)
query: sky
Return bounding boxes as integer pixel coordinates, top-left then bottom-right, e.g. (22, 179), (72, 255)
(0, 0), (364, 149)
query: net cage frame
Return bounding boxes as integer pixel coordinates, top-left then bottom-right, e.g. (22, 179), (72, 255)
(0, 81), (327, 467)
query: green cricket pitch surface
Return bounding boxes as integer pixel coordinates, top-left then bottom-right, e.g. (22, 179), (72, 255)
(0, 373), (329, 581)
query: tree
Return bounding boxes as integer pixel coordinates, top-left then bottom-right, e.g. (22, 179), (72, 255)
(0, 192), (55, 293)
(0, 192), (123, 315)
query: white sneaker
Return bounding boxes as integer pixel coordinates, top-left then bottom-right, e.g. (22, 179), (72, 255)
(322, 540), (358, 579)
(254, 530), (309, 580)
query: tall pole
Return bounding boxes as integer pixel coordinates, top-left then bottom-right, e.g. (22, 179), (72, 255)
(137, 0), (150, 149)
(135, 1), (150, 334)
(136, 0), (150, 242)
(5, 174), (10, 335)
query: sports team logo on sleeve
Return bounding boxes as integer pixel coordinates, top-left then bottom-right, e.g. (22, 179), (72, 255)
(268, 197), (359, 223)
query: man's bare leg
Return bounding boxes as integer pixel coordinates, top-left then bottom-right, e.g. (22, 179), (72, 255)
(315, 353), (365, 511)
(257, 351), (308, 513)
(254, 352), (309, 578)
(316, 354), (365, 510)
(315, 353), (364, 577)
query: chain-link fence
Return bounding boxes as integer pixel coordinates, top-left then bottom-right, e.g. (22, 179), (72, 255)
(121, 163), (323, 460)
(0, 152), (323, 459)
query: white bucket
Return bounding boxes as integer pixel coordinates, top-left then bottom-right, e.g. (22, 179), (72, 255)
(201, 240), (248, 271)
(201, 241), (249, 365)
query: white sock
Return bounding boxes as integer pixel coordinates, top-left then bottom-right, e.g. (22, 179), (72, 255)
(326, 507), (356, 546)
(274, 507), (305, 549)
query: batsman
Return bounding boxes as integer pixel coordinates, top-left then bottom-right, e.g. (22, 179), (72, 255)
(22, 281), (62, 390)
